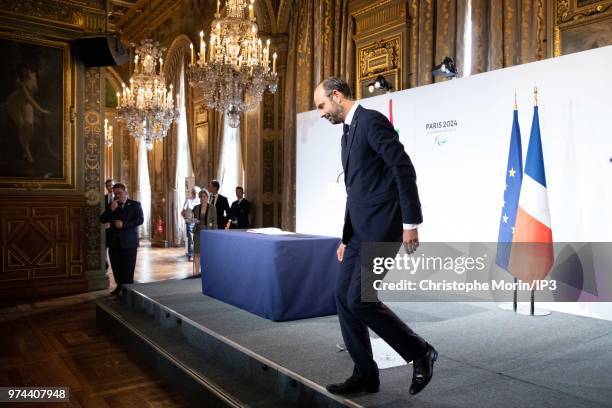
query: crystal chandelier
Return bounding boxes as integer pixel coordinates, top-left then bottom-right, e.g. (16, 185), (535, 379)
(187, 0), (278, 128)
(104, 118), (113, 147)
(116, 38), (179, 150)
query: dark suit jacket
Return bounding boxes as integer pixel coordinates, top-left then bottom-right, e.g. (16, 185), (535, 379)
(99, 198), (144, 249)
(229, 198), (250, 228)
(212, 194), (230, 229)
(341, 105), (422, 244)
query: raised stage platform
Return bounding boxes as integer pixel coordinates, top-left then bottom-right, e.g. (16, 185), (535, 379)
(96, 279), (612, 407)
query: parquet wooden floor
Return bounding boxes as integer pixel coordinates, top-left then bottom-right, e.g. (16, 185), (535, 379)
(0, 243), (195, 407)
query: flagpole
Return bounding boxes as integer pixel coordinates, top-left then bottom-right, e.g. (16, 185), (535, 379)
(499, 87), (550, 317)
(513, 278), (518, 312)
(521, 85), (549, 317)
(514, 90), (518, 314)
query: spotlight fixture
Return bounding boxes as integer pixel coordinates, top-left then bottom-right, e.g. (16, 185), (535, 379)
(367, 75), (392, 93)
(432, 56), (457, 78)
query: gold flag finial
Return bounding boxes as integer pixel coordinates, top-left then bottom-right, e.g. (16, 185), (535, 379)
(534, 85), (539, 107)
(514, 90), (518, 110)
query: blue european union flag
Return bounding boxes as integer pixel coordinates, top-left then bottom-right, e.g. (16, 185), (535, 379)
(496, 109), (523, 270)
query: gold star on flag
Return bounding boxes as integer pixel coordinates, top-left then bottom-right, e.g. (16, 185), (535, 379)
(509, 168), (516, 177)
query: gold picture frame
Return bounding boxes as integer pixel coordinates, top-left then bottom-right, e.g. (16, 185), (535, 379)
(553, 0), (612, 56)
(0, 28), (75, 190)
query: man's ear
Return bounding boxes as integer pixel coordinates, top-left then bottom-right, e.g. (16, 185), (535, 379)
(332, 90), (341, 103)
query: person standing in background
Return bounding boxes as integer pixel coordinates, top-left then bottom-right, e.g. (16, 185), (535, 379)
(102, 179), (114, 270)
(192, 189), (218, 265)
(208, 180), (230, 230)
(226, 186), (251, 229)
(181, 186), (201, 261)
(99, 183), (143, 295)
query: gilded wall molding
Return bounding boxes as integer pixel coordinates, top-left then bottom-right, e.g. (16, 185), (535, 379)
(0, 0), (107, 32)
(351, 0), (407, 97)
(553, 0), (612, 56)
(354, 1), (406, 36)
(556, 0), (612, 23)
(358, 37), (399, 77)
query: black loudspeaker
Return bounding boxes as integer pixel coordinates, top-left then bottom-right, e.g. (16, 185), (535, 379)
(74, 35), (128, 67)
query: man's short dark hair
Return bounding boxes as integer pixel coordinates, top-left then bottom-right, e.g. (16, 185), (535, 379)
(210, 180), (220, 190)
(236, 186), (244, 192)
(105, 179), (113, 185)
(321, 77), (353, 100)
(113, 182), (127, 191)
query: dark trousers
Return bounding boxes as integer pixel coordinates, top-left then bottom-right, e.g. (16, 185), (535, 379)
(336, 240), (427, 381)
(108, 246), (137, 285)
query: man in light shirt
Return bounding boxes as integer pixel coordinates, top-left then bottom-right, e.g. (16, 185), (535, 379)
(181, 186), (201, 261)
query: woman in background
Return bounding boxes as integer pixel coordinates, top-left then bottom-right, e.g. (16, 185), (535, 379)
(192, 189), (218, 267)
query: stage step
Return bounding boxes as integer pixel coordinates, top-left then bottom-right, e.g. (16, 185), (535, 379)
(96, 286), (360, 408)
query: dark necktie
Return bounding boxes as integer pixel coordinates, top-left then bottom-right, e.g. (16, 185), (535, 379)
(342, 123), (350, 148)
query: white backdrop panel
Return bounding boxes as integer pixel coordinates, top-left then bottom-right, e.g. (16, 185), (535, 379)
(296, 45), (612, 320)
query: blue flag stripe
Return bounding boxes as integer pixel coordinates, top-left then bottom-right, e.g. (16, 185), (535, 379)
(524, 106), (547, 187)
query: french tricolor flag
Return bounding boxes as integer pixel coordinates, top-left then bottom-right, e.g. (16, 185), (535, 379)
(509, 105), (554, 283)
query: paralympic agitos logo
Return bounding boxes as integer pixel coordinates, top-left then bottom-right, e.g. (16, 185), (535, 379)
(425, 119), (458, 145)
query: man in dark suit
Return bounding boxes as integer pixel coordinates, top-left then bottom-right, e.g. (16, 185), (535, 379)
(99, 183), (144, 295)
(102, 179), (114, 270)
(314, 77), (437, 396)
(226, 186), (251, 229)
(208, 180), (230, 230)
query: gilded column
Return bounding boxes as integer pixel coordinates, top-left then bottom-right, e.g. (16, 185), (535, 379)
(84, 67), (108, 290)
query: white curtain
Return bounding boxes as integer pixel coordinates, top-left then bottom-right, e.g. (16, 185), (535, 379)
(173, 61), (193, 245)
(462, 0), (473, 78)
(218, 114), (243, 198)
(137, 139), (151, 239)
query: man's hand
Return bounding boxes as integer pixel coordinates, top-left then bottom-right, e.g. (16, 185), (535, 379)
(337, 243), (346, 262)
(403, 228), (419, 254)
(110, 200), (119, 211)
(114, 220), (124, 229)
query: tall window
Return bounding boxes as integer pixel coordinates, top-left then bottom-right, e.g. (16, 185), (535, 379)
(137, 138), (151, 239)
(174, 60), (193, 244)
(218, 114), (243, 199)
(462, 0), (473, 78)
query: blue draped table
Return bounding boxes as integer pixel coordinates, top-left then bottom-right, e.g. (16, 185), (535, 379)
(200, 230), (339, 321)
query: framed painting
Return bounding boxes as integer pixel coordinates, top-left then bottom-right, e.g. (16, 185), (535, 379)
(0, 30), (75, 189)
(554, 1), (612, 56)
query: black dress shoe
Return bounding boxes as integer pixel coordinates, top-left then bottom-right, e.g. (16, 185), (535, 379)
(110, 285), (122, 296)
(409, 343), (438, 395)
(326, 377), (379, 395)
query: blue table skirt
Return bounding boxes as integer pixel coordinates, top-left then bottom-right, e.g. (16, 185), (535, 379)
(200, 230), (340, 321)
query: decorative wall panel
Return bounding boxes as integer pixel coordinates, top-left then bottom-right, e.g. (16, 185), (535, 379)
(0, 195), (87, 300)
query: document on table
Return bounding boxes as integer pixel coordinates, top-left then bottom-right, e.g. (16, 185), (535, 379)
(246, 227), (296, 235)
